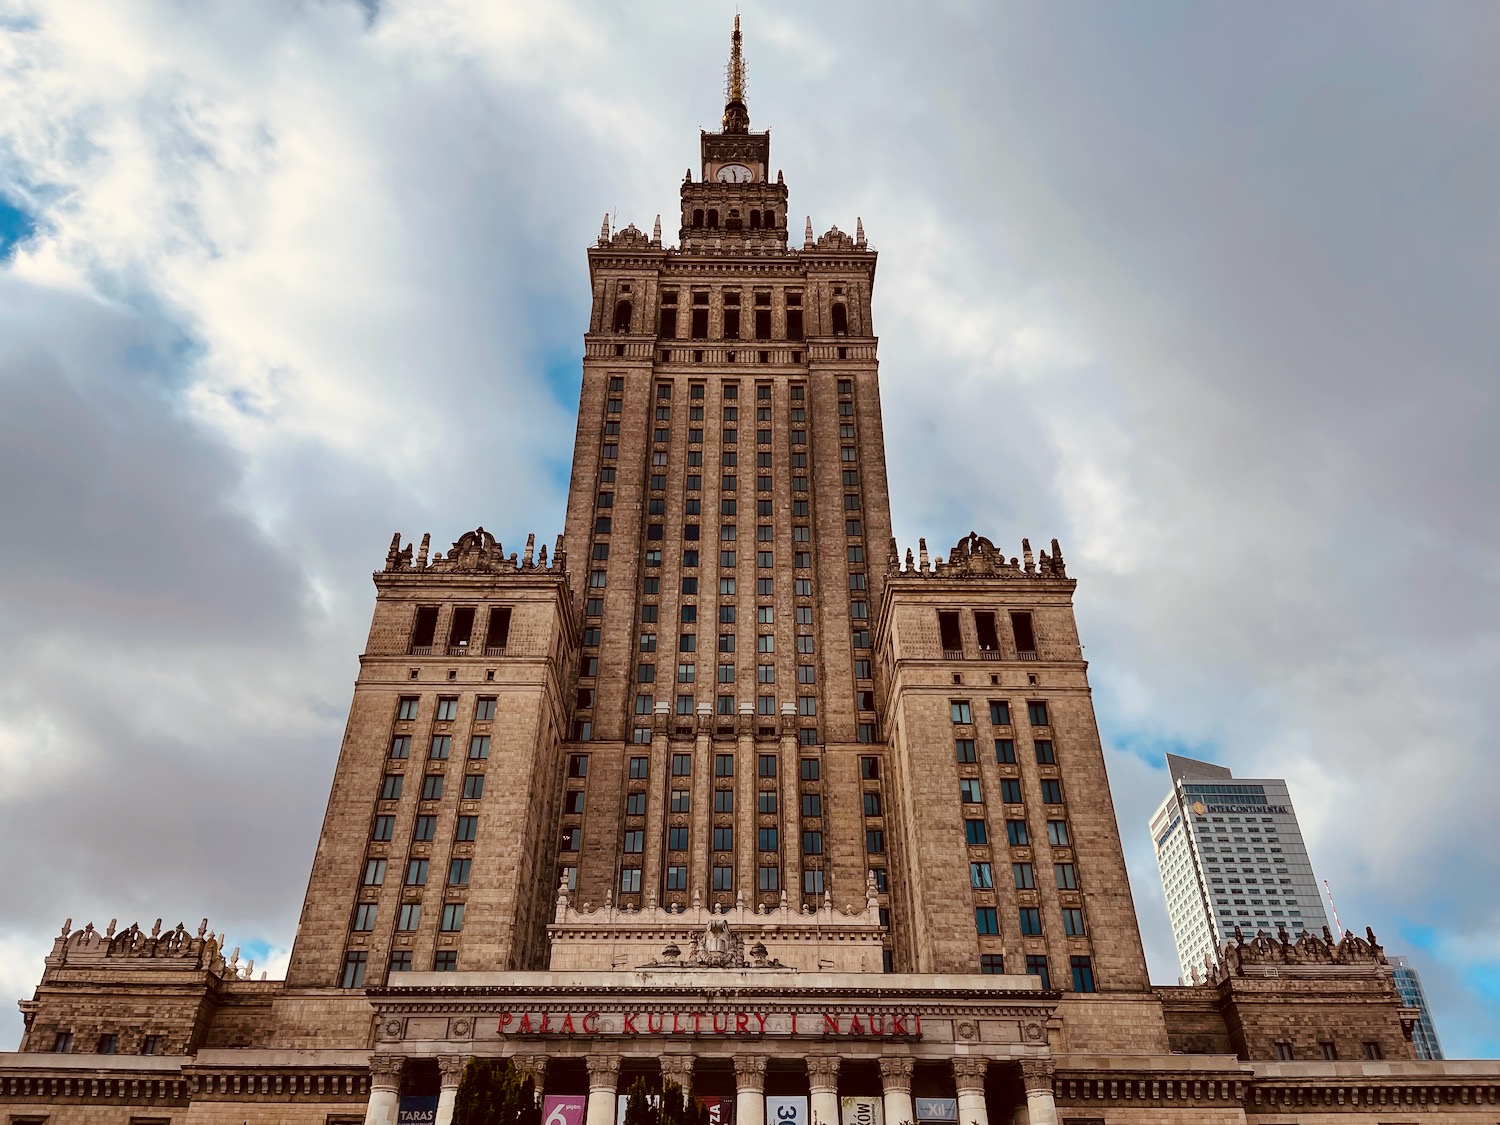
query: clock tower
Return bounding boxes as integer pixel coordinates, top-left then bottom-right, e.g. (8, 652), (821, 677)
(681, 14), (787, 255)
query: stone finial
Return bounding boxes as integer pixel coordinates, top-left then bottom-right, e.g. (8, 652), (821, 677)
(537, 543), (548, 568)
(652, 214), (662, 246)
(905, 547), (914, 572)
(803, 215), (814, 249)
(60, 918), (72, 938)
(244, 958), (254, 979)
(1022, 538), (1035, 574)
(1051, 537), (1066, 576)
(866, 869), (880, 910)
(777, 169), (784, 184)
(386, 532), (402, 568)
(599, 213), (611, 245)
(918, 538), (930, 573)
(416, 533), (430, 568)
(685, 167), (692, 183)
(229, 946), (240, 970)
(692, 886), (702, 910)
(198, 919), (208, 938)
(887, 537), (899, 569)
(152, 918), (162, 938)
(855, 217), (866, 247)
(106, 919), (117, 938)
(523, 533), (535, 568)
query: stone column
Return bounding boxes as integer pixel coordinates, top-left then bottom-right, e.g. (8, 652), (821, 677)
(364, 1055), (404, 1125)
(515, 1054), (549, 1099)
(805, 1055), (841, 1125)
(778, 723), (802, 902)
(951, 1059), (990, 1125)
(660, 1055), (695, 1095)
(734, 1055), (768, 1125)
(1019, 1061), (1057, 1125)
(435, 1055), (468, 1125)
(586, 1054), (622, 1125)
(879, 1057), (915, 1125)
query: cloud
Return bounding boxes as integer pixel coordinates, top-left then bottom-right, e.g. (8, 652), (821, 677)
(0, 0), (1496, 1058)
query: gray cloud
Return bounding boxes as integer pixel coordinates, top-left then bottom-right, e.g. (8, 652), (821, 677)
(0, 0), (1494, 1053)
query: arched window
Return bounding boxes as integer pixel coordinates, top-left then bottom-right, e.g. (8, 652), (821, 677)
(613, 300), (633, 333)
(749, 210), (761, 230)
(707, 209), (719, 230)
(692, 209), (704, 228)
(764, 210), (777, 229)
(831, 302), (849, 336)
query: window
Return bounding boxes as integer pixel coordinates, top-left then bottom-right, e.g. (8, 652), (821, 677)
(468, 735), (490, 760)
(713, 826), (734, 852)
(860, 756), (880, 780)
(363, 858), (387, 886)
(980, 954), (1005, 975)
(1013, 862), (1036, 889)
(865, 829), (886, 854)
(380, 774), (403, 801)
(625, 792), (647, 816)
(1319, 1041), (1339, 1060)
(1034, 740), (1056, 764)
(975, 907), (1000, 935)
(803, 869), (825, 894)
(1006, 819), (1030, 846)
(759, 827), (780, 851)
(938, 611), (963, 653)
(619, 869), (642, 894)
(397, 696), (420, 720)
(1362, 1041), (1384, 1060)
(1047, 820), (1071, 846)
(413, 815), (437, 841)
(1040, 779), (1064, 804)
(629, 756), (649, 779)
(1000, 778), (1023, 804)
(1011, 611), (1037, 653)
(666, 865), (688, 890)
(714, 790), (735, 814)
(397, 903), (422, 931)
(560, 827), (580, 852)
(758, 754), (777, 778)
(1054, 863), (1079, 889)
(672, 753), (691, 776)
(340, 952), (368, 989)
(1018, 908), (1043, 935)
(1274, 1041), (1294, 1061)
(994, 738), (1017, 764)
(405, 859), (429, 886)
(802, 830), (824, 854)
(758, 865), (780, 891)
(421, 775), (444, 800)
(429, 735), (451, 760)
(964, 819), (988, 845)
(1062, 907), (1087, 936)
(950, 700), (972, 723)
(141, 1034), (162, 1055)
(353, 903), (378, 932)
(436, 697), (458, 721)
(1069, 955), (1096, 992)
(713, 865), (733, 890)
(1027, 700), (1050, 726)
(371, 815), (395, 841)
(389, 951), (413, 973)
(624, 830), (645, 854)
(434, 950), (458, 972)
(715, 753), (735, 777)
(389, 735), (411, 759)
(955, 738), (977, 763)
(970, 862), (994, 889)
(448, 858), (472, 886)
(454, 815), (478, 841)
(666, 826), (690, 851)
(801, 758), (821, 781)
(960, 778), (984, 803)
(564, 790), (585, 814)
(1025, 954), (1051, 989)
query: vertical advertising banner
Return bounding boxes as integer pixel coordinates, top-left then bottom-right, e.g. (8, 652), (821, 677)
(397, 1095), (438, 1124)
(544, 1094), (587, 1125)
(767, 1095), (809, 1125)
(698, 1095), (734, 1125)
(841, 1097), (884, 1125)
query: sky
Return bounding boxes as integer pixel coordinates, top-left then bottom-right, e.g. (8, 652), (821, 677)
(0, 0), (1495, 1055)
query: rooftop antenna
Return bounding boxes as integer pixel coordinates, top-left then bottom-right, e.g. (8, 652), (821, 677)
(1323, 878), (1343, 935)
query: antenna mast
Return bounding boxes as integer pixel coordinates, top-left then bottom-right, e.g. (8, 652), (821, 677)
(1323, 879), (1343, 935)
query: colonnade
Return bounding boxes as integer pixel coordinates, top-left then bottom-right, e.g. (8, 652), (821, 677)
(363, 1053), (1058, 1125)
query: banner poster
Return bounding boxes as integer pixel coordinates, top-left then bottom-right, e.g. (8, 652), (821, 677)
(544, 1094), (588, 1125)
(397, 1095), (438, 1125)
(767, 1095), (809, 1125)
(698, 1095), (734, 1125)
(915, 1098), (957, 1122)
(618, 1093), (663, 1125)
(841, 1096), (884, 1125)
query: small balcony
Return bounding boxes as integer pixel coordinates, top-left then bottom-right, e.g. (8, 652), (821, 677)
(943, 649), (964, 661)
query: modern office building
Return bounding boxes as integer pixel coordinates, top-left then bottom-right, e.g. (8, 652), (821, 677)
(1149, 754), (1330, 981)
(1390, 957), (1445, 1060)
(5, 18), (1491, 1125)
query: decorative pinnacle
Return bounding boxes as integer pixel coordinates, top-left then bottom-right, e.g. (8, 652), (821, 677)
(722, 15), (749, 133)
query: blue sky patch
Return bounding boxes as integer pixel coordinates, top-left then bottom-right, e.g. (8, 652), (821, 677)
(0, 196), (37, 259)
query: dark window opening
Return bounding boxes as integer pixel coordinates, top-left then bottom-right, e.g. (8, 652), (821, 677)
(831, 303), (849, 335)
(938, 611), (963, 653)
(749, 210), (760, 229)
(707, 209), (719, 229)
(691, 309), (709, 339)
(754, 309), (771, 340)
(612, 299), (632, 333)
(786, 309), (804, 340)
(659, 308), (677, 337)
(975, 612), (1000, 652)
(1011, 611), (1037, 653)
(411, 606), (439, 650)
(485, 607), (511, 652)
(692, 209), (704, 228)
(724, 307), (741, 339)
(448, 607), (475, 651)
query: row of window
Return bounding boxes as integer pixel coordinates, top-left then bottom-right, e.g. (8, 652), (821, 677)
(340, 948), (459, 988)
(937, 609), (1036, 656)
(393, 694), (497, 724)
(964, 816), (1071, 846)
(50, 1032), (164, 1055)
(976, 953), (1094, 992)
(976, 904), (1088, 937)
(951, 699), (1050, 726)
(408, 607), (512, 656)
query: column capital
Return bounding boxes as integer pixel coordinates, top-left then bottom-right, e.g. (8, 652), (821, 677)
(587, 1054), (622, 1088)
(804, 1055), (841, 1091)
(437, 1055), (469, 1086)
(878, 1056), (915, 1090)
(368, 1054), (405, 1088)
(733, 1055), (768, 1089)
(514, 1054), (549, 1088)
(951, 1057), (990, 1091)
(1019, 1058), (1056, 1094)
(660, 1055), (695, 1092)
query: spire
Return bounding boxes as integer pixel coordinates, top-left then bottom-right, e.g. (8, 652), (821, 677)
(803, 215), (814, 249)
(722, 15), (749, 133)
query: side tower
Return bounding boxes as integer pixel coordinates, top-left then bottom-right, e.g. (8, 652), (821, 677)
(283, 531), (576, 1002)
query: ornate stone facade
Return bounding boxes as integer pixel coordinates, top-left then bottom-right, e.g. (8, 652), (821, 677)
(2, 17), (1488, 1125)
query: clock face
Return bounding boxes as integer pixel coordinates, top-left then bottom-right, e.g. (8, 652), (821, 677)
(716, 163), (753, 184)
